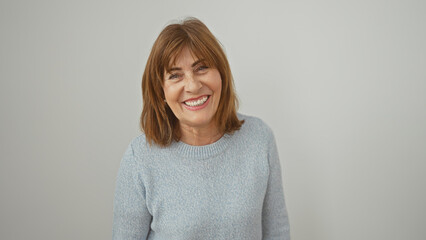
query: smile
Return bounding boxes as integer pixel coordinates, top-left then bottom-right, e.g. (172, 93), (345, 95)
(182, 95), (211, 111)
(184, 95), (209, 107)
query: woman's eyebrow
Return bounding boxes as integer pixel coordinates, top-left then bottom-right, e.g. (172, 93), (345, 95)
(191, 59), (205, 67)
(167, 67), (181, 72)
(166, 59), (206, 73)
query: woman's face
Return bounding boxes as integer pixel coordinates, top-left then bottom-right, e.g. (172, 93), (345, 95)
(163, 47), (222, 129)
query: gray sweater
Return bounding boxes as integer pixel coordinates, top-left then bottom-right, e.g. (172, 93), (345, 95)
(113, 114), (290, 239)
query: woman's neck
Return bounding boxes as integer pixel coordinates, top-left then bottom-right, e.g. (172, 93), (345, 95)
(179, 122), (223, 146)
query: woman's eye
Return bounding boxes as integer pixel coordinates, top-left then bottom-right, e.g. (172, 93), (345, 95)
(168, 74), (180, 80)
(196, 65), (208, 72)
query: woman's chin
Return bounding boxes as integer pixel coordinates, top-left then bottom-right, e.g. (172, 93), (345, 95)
(179, 116), (215, 129)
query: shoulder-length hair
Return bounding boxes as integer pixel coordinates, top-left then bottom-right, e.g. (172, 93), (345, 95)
(140, 17), (243, 146)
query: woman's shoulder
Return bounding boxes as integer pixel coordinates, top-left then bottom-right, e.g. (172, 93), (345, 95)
(127, 133), (147, 150)
(125, 133), (163, 159)
(237, 112), (275, 141)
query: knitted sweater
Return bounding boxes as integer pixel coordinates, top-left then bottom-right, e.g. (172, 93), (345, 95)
(112, 114), (290, 239)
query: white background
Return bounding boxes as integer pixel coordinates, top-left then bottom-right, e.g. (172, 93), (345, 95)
(1, 0), (425, 239)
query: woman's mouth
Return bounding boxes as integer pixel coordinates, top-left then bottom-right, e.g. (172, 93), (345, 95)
(183, 95), (209, 107)
(182, 95), (211, 111)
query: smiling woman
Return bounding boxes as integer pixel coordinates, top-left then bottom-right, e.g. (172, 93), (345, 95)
(113, 17), (291, 240)
(140, 18), (243, 147)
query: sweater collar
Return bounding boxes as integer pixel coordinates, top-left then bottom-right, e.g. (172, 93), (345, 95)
(168, 133), (232, 160)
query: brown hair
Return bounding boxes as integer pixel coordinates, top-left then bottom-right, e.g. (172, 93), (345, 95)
(140, 17), (243, 146)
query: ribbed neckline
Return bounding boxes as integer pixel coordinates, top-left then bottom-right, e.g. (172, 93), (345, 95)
(168, 133), (233, 160)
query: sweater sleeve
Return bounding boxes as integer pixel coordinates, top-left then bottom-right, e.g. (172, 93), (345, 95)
(113, 143), (152, 240)
(262, 131), (291, 240)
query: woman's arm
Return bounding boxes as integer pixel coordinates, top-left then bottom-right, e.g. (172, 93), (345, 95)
(262, 131), (291, 240)
(113, 144), (152, 239)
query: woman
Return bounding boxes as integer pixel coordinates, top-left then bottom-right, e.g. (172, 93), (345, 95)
(113, 17), (290, 240)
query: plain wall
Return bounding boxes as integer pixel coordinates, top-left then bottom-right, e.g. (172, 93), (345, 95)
(1, 0), (425, 239)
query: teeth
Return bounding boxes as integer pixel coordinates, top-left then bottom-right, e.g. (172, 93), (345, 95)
(184, 96), (208, 107)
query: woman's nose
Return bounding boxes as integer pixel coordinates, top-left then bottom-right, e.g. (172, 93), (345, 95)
(184, 74), (202, 92)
